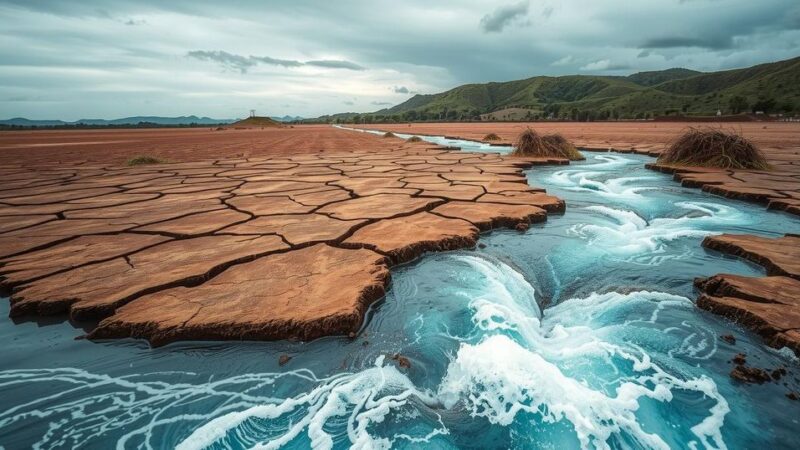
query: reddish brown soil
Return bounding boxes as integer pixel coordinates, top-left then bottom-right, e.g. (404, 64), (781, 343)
(696, 234), (800, 355)
(0, 125), (405, 166)
(0, 132), (563, 346)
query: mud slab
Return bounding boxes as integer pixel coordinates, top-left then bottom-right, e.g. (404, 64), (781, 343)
(696, 234), (800, 355)
(0, 136), (564, 346)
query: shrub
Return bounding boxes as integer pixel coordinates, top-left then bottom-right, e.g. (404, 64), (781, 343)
(657, 128), (769, 170)
(406, 136), (423, 142)
(483, 133), (501, 141)
(126, 155), (166, 166)
(511, 129), (584, 160)
(383, 131), (397, 138)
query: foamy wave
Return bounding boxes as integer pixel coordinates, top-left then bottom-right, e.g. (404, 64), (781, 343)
(0, 256), (730, 450)
(566, 201), (748, 264)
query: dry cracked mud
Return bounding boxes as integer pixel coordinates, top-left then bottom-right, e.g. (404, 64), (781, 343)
(696, 234), (800, 355)
(0, 137), (565, 346)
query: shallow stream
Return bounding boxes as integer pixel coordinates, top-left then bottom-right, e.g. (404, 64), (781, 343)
(1, 133), (799, 449)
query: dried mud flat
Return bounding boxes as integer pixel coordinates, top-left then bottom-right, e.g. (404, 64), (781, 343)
(0, 128), (565, 346)
(0, 125), (407, 166)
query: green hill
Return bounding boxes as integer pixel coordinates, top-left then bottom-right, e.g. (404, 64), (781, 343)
(625, 68), (702, 87)
(314, 56), (800, 122)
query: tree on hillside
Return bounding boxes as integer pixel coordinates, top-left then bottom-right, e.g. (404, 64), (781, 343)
(728, 96), (749, 114)
(751, 97), (776, 114)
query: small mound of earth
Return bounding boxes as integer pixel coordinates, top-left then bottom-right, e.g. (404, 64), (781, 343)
(230, 116), (282, 128)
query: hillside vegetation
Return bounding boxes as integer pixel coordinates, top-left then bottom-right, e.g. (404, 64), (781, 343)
(313, 56), (800, 123)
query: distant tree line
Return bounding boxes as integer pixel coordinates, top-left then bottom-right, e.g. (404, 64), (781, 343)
(313, 95), (796, 124)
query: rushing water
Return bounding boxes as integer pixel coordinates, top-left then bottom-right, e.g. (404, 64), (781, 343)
(1, 136), (800, 449)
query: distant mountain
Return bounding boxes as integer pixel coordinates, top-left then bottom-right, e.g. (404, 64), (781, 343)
(0, 117), (69, 126)
(271, 115), (304, 122)
(0, 115), (235, 127)
(313, 56), (800, 122)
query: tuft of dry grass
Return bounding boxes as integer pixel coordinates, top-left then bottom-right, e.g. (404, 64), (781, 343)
(483, 133), (501, 141)
(406, 136), (423, 142)
(657, 128), (769, 170)
(383, 131), (397, 138)
(511, 128), (584, 160)
(126, 155), (166, 166)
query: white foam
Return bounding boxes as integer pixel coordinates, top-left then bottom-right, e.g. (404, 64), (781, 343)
(546, 154), (659, 202)
(567, 201), (749, 265)
(436, 256), (729, 449)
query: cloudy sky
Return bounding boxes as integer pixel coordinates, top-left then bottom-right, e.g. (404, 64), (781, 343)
(1, 0), (798, 120)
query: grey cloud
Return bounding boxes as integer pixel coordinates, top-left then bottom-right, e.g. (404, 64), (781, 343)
(641, 36), (734, 50)
(306, 60), (365, 70)
(542, 6), (554, 19)
(4, 0), (800, 121)
(343, 100), (354, 105)
(479, 1), (530, 33)
(249, 55), (303, 68)
(187, 51), (364, 73)
(371, 101), (392, 106)
(186, 50), (256, 73)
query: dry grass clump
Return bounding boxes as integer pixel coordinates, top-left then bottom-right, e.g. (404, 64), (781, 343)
(511, 128), (584, 160)
(126, 155), (166, 166)
(483, 133), (501, 141)
(406, 136), (423, 142)
(383, 131), (397, 138)
(657, 128), (769, 170)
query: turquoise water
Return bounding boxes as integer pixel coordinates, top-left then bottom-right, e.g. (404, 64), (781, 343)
(1, 142), (799, 448)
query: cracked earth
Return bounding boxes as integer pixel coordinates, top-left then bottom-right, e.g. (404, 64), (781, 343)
(0, 130), (564, 346)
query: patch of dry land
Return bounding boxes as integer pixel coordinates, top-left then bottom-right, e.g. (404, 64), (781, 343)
(0, 125), (405, 166)
(0, 125), (564, 346)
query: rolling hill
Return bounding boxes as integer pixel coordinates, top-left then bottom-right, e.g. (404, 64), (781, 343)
(315, 56), (800, 122)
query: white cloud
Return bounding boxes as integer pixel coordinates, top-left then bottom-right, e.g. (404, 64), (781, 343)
(580, 59), (612, 71)
(551, 55), (574, 66)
